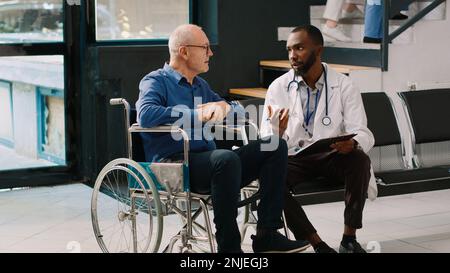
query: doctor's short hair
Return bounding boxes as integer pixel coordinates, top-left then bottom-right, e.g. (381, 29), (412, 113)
(291, 25), (324, 46)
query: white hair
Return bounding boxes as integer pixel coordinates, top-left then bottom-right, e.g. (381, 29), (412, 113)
(168, 24), (203, 57)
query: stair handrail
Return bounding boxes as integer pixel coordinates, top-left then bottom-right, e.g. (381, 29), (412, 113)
(382, 0), (446, 71)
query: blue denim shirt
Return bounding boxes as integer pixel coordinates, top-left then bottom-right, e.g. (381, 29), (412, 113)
(136, 63), (243, 162)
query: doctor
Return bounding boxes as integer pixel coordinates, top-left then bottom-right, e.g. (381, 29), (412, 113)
(260, 25), (376, 253)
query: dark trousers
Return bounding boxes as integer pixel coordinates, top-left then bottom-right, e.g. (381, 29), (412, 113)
(284, 149), (371, 240)
(188, 136), (288, 252)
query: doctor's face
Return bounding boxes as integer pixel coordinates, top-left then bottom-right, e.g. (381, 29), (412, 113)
(287, 31), (320, 76)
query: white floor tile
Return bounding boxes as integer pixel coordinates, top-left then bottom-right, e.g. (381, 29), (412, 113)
(393, 212), (450, 229)
(417, 238), (450, 253)
(0, 183), (449, 253)
(379, 240), (434, 253)
(0, 235), (27, 249)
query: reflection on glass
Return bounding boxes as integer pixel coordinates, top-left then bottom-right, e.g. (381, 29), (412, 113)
(0, 81), (13, 145)
(0, 55), (65, 171)
(40, 90), (65, 164)
(0, 0), (63, 43)
(96, 0), (189, 41)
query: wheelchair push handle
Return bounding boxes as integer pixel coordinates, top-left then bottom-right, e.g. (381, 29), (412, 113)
(109, 98), (133, 159)
(109, 98), (131, 127)
(110, 98), (125, 105)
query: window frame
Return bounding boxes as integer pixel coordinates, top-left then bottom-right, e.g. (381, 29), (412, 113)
(0, 1), (77, 189)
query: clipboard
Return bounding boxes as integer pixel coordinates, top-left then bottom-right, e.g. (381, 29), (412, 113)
(293, 133), (357, 157)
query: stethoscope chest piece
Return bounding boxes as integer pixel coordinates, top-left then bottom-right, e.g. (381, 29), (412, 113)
(322, 116), (331, 126)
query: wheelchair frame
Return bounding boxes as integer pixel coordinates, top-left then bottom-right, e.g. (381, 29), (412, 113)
(91, 98), (260, 253)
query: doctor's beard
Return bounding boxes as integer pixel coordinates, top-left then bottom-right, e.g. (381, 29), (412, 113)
(295, 52), (316, 77)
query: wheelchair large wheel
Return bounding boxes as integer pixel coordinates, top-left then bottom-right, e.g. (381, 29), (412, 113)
(91, 158), (163, 253)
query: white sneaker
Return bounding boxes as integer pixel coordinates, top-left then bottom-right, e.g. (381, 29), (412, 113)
(322, 25), (352, 42)
(341, 8), (364, 19)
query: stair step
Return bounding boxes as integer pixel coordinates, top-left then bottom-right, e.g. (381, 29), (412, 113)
(229, 62), (378, 99)
(259, 60), (377, 74)
(278, 22), (413, 45)
(311, 19), (414, 45)
(277, 26), (379, 49)
(310, 5), (404, 25)
(229, 88), (267, 99)
(311, 2), (446, 22)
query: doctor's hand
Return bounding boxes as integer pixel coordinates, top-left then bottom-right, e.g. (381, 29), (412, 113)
(268, 105), (289, 137)
(330, 139), (356, 154)
(196, 101), (231, 122)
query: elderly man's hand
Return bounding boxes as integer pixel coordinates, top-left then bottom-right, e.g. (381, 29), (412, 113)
(196, 101), (231, 122)
(330, 139), (355, 154)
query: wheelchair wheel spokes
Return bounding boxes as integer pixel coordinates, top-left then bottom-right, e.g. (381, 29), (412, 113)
(91, 158), (163, 253)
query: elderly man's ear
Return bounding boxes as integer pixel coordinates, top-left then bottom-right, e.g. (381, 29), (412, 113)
(179, 46), (189, 59)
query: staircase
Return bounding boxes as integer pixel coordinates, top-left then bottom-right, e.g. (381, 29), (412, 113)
(228, 0), (449, 100)
(309, 6), (413, 46)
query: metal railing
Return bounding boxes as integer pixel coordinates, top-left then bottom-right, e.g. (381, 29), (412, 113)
(382, 0), (446, 71)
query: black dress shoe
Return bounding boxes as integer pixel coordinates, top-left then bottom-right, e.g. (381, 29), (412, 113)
(314, 245), (337, 253)
(251, 232), (311, 253)
(339, 240), (367, 253)
(313, 241), (337, 253)
(391, 13), (408, 20)
(363, 36), (382, 44)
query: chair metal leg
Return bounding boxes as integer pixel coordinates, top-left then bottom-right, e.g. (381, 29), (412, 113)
(162, 197), (216, 253)
(282, 210), (291, 239)
(198, 198), (216, 253)
(240, 191), (258, 242)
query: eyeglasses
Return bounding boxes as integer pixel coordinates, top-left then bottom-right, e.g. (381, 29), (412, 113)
(182, 44), (211, 56)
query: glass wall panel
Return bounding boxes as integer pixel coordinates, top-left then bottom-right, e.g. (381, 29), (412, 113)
(0, 55), (65, 171)
(96, 0), (189, 41)
(0, 0), (63, 43)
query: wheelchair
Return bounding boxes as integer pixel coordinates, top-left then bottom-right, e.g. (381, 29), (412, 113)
(90, 98), (262, 253)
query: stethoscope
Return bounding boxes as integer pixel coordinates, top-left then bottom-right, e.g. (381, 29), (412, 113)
(287, 63), (331, 127)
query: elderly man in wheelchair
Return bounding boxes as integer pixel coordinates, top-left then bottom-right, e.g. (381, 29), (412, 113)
(90, 24), (309, 253)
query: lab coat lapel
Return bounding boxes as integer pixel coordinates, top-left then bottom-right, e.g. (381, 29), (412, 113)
(288, 70), (305, 124)
(286, 70), (306, 138)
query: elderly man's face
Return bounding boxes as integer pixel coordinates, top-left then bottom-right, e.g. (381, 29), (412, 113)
(185, 29), (213, 74)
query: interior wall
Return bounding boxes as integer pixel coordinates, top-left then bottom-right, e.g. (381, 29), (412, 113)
(86, 0), (310, 173)
(94, 0), (310, 102)
(382, 1), (449, 92)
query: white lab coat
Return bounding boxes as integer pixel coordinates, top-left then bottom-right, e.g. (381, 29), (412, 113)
(260, 63), (378, 200)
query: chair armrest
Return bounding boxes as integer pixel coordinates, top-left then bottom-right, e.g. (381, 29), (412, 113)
(130, 124), (184, 134)
(129, 123), (190, 165)
(212, 119), (259, 145)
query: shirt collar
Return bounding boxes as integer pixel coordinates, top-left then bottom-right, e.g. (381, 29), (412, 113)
(298, 71), (325, 91)
(163, 63), (199, 87)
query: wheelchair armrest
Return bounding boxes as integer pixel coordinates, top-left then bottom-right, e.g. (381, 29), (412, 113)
(215, 119), (258, 129)
(212, 119), (260, 145)
(129, 123), (190, 165)
(130, 124), (183, 133)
